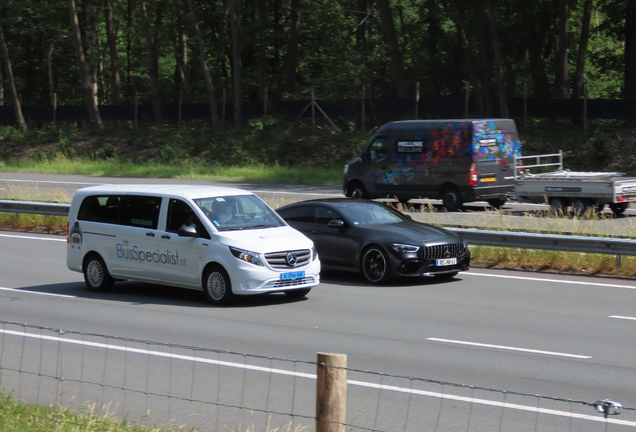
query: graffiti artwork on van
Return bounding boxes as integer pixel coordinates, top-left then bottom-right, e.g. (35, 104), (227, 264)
(374, 126), (470, 185)
(472, 120), (521, 160)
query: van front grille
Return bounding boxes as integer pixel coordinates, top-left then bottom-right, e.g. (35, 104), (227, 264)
(264, 249), (312, 269)
(422, 243), (466, 260)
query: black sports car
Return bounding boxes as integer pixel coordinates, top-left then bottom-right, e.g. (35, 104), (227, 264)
(276, 198), (470, 284)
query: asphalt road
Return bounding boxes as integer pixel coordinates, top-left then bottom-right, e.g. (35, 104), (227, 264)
(2, 230), (636, 431)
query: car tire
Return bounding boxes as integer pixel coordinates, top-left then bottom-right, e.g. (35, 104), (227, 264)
(202, 265), (235, 305)
(83, 254), (114, 292)
(284, 288), (311, 297)
(610, 202), (628, 215)
(441, 186), (462, 212)
(347, 182), (368, 199)
(434, 271), (459, 280)
(361, 246), (391, 284)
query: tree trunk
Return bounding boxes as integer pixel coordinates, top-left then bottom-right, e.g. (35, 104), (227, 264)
(186, 0), (218, 128)
(174, 13), (191, 104)
(626, 0), (636, 99)
(486, 0), (508, 117)
(554, 0), (570, 98)
(258, 0), (267, 101)
(279, 0), (301, 96)
(104, 0), (121, 105)
(572, 0), (593, 99)
(139, 0), (162, 123)
(68, 0), (104, 134)
(229, 0), (243, 130)
(0, 19), (27, 131)
(376, 0), (408, 98)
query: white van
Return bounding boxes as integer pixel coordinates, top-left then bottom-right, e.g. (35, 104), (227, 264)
(67, 184), (320, 305)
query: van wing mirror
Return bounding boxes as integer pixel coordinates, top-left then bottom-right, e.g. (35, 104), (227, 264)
(178, 225), (198, 237)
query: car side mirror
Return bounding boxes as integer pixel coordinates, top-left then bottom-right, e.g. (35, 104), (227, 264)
(327, 219), (345, 229)
(178, 225), (198, 237)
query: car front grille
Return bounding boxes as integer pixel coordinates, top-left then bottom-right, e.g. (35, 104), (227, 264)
(264, 249), (312, 269)
(422, 243), (466, 260)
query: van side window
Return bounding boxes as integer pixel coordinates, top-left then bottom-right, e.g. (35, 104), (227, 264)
(369, 137), (390, 162)
(77, 195), (120, 224)
(120, 195), (162, 229)
(167, 198), (210, 239)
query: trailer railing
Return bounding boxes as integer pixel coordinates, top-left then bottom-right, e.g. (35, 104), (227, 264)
(514, 150), (563, 179)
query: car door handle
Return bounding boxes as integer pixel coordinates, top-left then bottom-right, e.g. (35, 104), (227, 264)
(161, 235), (170, 239)
(146, 232), (155, 237)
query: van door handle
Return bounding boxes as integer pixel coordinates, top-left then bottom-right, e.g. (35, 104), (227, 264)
(146, 232), (155, 237)
(161, 235), (170, 239)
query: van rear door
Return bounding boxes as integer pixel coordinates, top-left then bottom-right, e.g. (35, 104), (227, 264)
(471, 120), (520, 197)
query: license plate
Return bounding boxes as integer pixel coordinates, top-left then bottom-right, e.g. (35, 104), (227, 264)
(630, 195), (636, 201)
(481, 177), (496, 182)
(281, 271), (305, 280)
(436, 258), (457, 266)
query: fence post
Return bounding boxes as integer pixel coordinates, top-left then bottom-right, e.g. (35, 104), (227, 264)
(316, 352), (347, 432)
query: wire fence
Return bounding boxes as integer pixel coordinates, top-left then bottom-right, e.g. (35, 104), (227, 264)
(1, 320), (634, 432)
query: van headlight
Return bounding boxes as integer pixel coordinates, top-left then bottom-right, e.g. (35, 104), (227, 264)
(392, 243), (420, 253)
(312, 245), (318, 261)
(229, 247), (263, 266)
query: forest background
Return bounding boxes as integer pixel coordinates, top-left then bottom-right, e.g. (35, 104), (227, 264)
(0, 0), (636, 180)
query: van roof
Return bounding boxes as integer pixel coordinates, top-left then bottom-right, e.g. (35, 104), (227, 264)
(73, 184), (253, 200)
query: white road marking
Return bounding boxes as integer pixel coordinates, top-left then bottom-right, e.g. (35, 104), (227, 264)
(0, 287), (75, 298)
(465, 271), (636, 290)
(0, 329), (632, 427)
(609, 315), (636, 321)
(0, 233), (65, 242)
(426, 337), (592, 359)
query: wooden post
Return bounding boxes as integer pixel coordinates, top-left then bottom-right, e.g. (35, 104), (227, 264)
(415, 82), (420, 119)
(316, 353), (347, 432)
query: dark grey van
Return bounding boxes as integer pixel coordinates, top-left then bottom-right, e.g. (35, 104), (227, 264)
(343, 119), (522, 211)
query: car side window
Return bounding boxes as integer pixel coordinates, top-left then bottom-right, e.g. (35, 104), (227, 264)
(369, 136), (390, 162)
(287, 206), (314, 223)
(313, 207), (340, 226)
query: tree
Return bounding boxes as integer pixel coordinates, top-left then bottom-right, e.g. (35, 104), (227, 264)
(139, 0), (162, 123)
(554, 0), (570, 98)
(68, 0), (104, 134)
(278, 0), (302, 97)
(104, 0), (121, 105)
(626, 0), (636, 99)
(229, 0), (243, 130)
(0, 18), (27, 131)
(376, 0), (408, 98)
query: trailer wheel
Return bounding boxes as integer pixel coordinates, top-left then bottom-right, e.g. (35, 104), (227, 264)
(572, 199), (590, 217)
(441, 186), (462, 212)
(610, 203), (628, 215)
(487, 197), (507, 209)
(549, 198), (566, 215)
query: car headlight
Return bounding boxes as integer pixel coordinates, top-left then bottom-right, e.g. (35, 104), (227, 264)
(229, 247), (263, 266)
(392, 243), (420, 253)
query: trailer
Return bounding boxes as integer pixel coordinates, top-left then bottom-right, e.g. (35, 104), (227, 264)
(513, 152), (636, 215)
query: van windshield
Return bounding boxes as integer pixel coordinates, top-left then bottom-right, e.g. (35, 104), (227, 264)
(194, 195), (286, 231)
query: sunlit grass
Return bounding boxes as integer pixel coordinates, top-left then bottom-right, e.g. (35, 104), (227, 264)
(0, 390), (308, 432)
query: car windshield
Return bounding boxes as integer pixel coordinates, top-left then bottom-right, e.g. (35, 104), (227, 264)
(339, 202), (408, 226)
(194, 194), (285, 231)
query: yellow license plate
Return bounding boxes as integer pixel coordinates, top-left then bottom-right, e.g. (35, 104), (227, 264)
(630, 195), (636, 200)
(481, 177), (496, 182)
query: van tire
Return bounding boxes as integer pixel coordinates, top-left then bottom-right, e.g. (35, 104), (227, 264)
(203, 265), (234, 305)
(361, 246), (391, 284)
(83, 254), (114, 292)
(441, 187), (462, 212)
(347, 182), (367, 199)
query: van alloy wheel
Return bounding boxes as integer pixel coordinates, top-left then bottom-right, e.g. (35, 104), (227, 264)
(203, 265), (234, 305)
(83, 254), (114, 292)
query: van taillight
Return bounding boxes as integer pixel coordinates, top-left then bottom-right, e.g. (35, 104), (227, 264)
(469, 163), (478, 186)
(66, 222), (69, 243)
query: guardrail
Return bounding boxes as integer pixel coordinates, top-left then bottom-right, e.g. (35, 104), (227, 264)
(2, 200), (635, 261)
